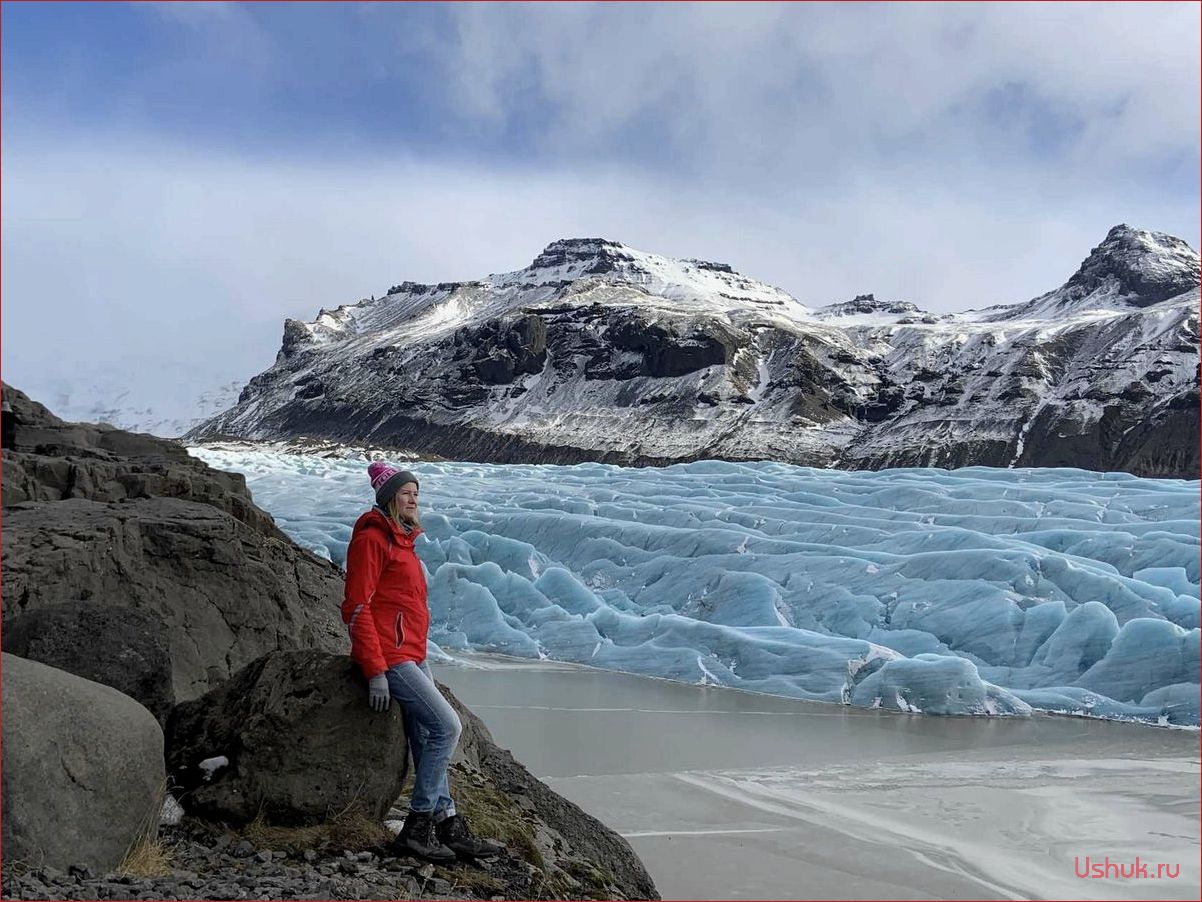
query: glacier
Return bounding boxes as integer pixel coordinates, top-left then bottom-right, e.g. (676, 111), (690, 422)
(191, 445), (1201, 726)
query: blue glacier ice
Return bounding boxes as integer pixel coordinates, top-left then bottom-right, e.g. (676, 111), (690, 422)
(191, 447), (1201, 726)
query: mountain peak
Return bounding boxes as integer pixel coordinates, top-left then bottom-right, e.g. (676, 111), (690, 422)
(525, 239), (745, 280)
(528, 238), (637, 275)
(817, 293), (926, 319)
(487, 237), (808, 317)
(1064, 224), (1199, 306)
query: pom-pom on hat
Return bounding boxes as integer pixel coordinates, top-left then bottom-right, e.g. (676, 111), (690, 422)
(367, 461), (419, 508)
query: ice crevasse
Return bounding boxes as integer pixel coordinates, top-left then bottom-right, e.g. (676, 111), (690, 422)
(193, 448), (1201, 726)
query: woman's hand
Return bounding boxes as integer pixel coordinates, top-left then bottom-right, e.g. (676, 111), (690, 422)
(368, 673), (391, 712)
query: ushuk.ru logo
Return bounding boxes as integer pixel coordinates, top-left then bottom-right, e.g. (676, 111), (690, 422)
(1074, 855), (1180, 879)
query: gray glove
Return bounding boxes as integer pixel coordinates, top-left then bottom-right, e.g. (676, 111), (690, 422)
(368, 673), (390, 712)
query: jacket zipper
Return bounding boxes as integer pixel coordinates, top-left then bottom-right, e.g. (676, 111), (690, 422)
(393, 611), (405, 648)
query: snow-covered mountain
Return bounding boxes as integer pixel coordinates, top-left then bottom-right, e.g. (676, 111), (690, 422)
(190, 227), (1201, 478)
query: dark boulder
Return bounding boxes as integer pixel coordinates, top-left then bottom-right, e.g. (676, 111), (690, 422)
(166, 651), (407, 826)
(2, 497), (347, 702)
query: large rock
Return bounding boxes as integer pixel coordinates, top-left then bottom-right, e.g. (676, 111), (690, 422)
(1, 653), (165, 872)
(166, 651), (407, 826)
(2, 497), (347, 702)
(1, 382), (347, 704)
(2, 602), (174, 724)
(1, 383), (282, 539)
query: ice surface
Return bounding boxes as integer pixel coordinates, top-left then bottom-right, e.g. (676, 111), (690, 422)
(191, 446), (1200, 725)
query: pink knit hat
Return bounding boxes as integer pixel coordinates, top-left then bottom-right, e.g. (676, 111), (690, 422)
(367, 461), (419, 507)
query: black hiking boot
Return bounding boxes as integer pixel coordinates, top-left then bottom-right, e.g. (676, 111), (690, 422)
(436, 814), (507, 858)
(390, 810), (456, 863)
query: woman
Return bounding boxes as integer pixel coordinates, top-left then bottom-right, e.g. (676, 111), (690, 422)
(342, 461), (503, 862)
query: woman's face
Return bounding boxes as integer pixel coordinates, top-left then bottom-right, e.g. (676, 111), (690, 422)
(395, 482), (419, 522)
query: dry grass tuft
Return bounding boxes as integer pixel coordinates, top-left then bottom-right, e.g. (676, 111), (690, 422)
(241, 805), (392, 853)
(439, 861), (508, 898)
(117, 781), (174, 878)
(116, 835), (174, 878)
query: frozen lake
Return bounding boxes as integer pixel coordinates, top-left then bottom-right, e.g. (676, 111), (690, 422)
(436, 653), (1200, 901)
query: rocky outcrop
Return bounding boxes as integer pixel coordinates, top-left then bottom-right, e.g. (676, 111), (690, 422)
(1061, 224), (1200, 307)
(463, 315), (549, 385)
(1, 383), (348, 703)
(1, 496), (347, 703)
(1, 653), (166, 873)
(1, 383), (283, 538)
(166, 651), (408, 826)
(816, 293), (927, 319)
(191, 226), (1200, 479)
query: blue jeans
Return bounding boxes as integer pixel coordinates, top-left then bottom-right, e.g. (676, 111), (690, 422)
(385, 660), (461, 817)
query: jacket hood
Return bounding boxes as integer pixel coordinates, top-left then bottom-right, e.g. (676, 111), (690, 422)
(356, 507), (423, 545)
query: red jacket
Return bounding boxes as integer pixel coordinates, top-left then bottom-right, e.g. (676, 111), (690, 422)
(341, 508), (430, 677)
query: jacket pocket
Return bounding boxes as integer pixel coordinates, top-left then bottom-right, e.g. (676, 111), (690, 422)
(393, 610), (405, 648)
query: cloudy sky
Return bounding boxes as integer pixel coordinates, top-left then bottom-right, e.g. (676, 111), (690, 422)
(3, 1), (1199, 416)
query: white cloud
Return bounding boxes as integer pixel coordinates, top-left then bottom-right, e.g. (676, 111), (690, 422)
(430, 2), (1199, 180)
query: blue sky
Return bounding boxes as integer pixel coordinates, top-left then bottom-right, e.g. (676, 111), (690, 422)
(4, 3), (469, 160)
(2, 1), (1199, 413)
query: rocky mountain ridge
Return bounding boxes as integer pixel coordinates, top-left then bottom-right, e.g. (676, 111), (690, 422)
(190, 225), (1200, 478)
